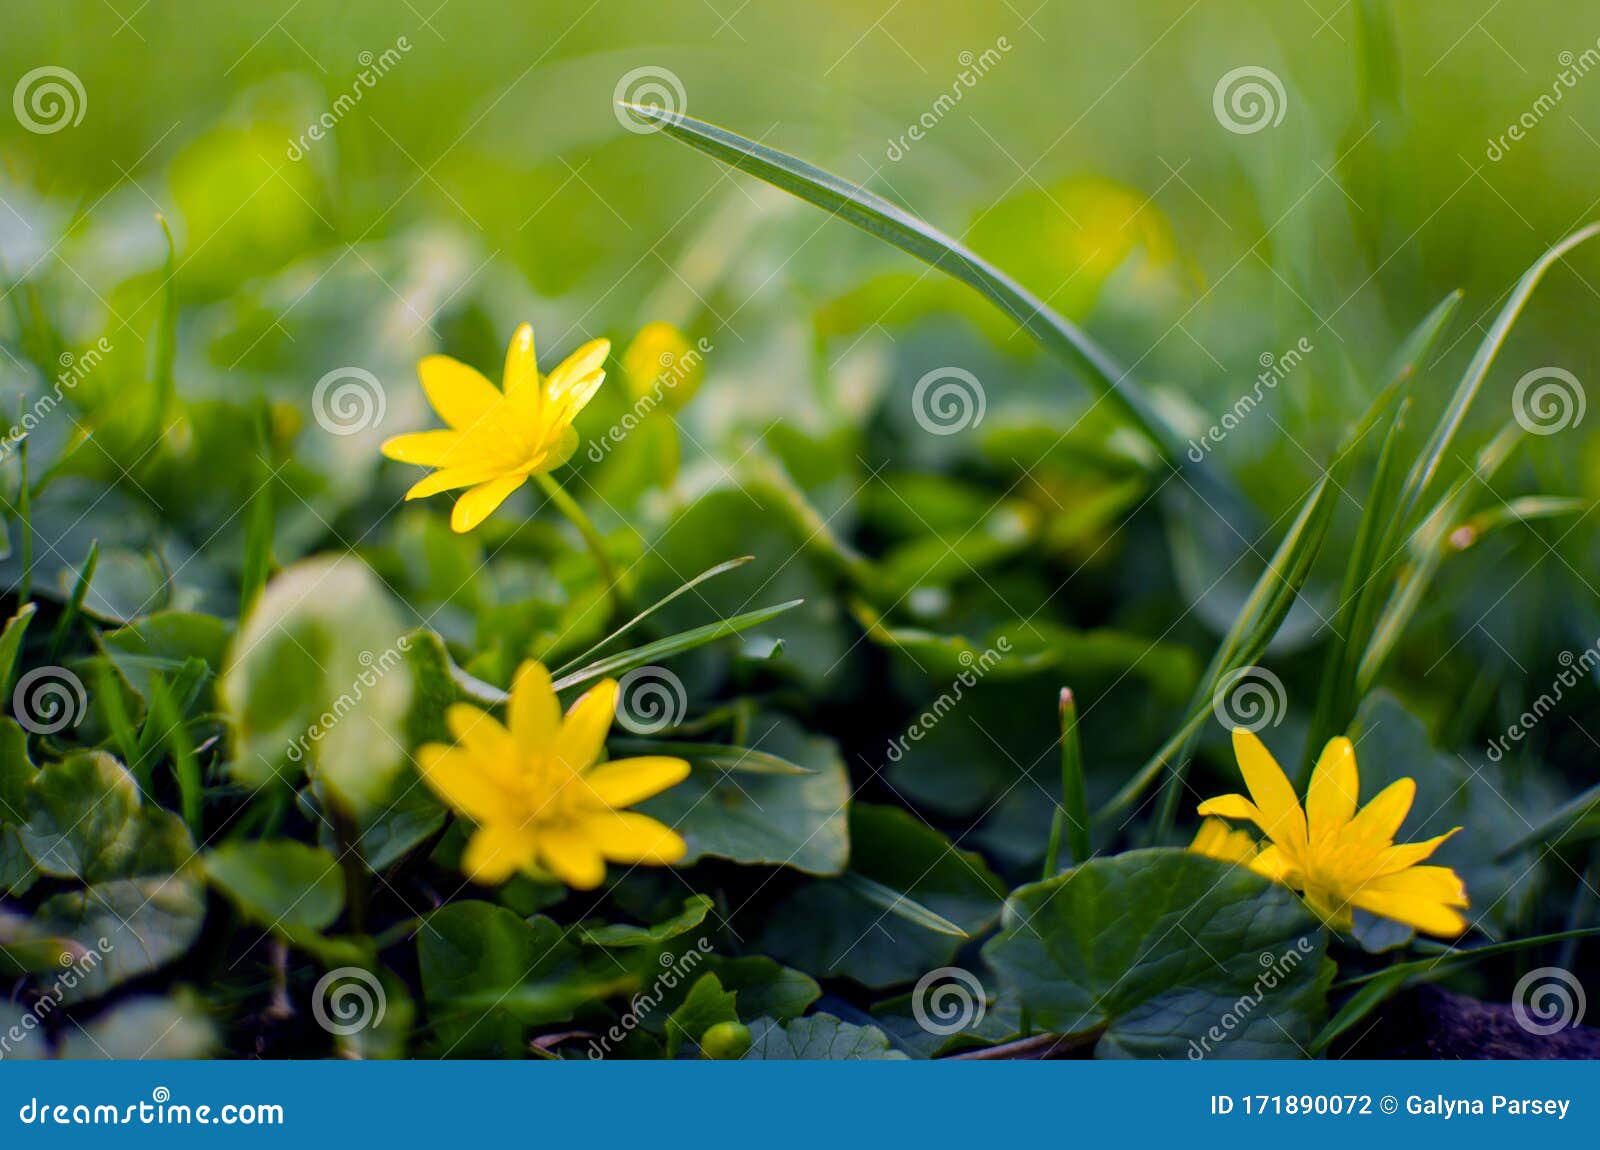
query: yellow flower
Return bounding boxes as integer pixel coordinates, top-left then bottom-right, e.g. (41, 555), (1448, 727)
(416, 661), (690, 889)
(621, 321), (702, 411)
(381, 324), (609, 533)
(1190, 728), (1469, 937)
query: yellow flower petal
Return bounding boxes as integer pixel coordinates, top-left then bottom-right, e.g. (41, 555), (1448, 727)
(1345, 886), (1468, 937)
(1195, 793), (1262, 824)
(1249, 844), (1294, 883)
(1231, 728), (1307, 851)
(1189, 817), (1258, 864)
(1372, 828), (1460, 876)
(382, 429), (464, 465)
(538, 826), (606, 889)
(1363, 864), (1469, 907)
(1343, 777), (1416, 846)
(575, 809), (687, 863)
(419, 355), (502, 430)
(450, 472), (527, 533)
(545, 338), (610, 399)
(417, 744), (503, 822)
(1305, 736), (1359, 843)
(509, 661), (560, 755)
(552, 680), (618, 775)
(462, 821), (539, 884)
(405, 465), (507, 501)
(503, 322), (539, 396)
(580, 756), (691, 808)
(445, 704), (520, 777)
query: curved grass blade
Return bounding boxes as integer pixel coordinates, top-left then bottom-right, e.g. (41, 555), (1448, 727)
(606, 737), (815, 775)
(624, 104), (1204, 476)
(552, 599), (804, 692)
(838, 872), (969, 938)
(551, 555), (755, 676)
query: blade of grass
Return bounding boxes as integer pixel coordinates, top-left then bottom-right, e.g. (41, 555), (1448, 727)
(625, 104), (1209, 479)
(1044, 688), (1089, 874)
(838, 872), (969, 938)
(553, 599), (803, 691)
(551, 555), (754, 676)
(47, 539), (98, 661)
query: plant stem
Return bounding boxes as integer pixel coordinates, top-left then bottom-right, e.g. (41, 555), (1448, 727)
(536, 472), (631, 622)
(1044, 688), (1090, 877)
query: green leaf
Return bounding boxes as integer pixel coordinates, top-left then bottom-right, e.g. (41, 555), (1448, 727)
(758, 804), (1004, 987)
(58, 990), (218, 1060)
(665, 972), (739, 1058)
(580, 893), (714, 948)
(0, 715), (35, 824)
(35, 873), (206, 1002)
(743, 1013), (908, 1060)
(625, 105), (1200, 474)
(700, 957), (819, 1021)
(0, 602), (37, 696)
(19, 751), (193, 881)
(98, 611), (232, 701)
(221, 556), (414, 814)
(639, 716), (849, 876)
(983, 849), (1328, 1058)
(203, 840), (344, 933)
